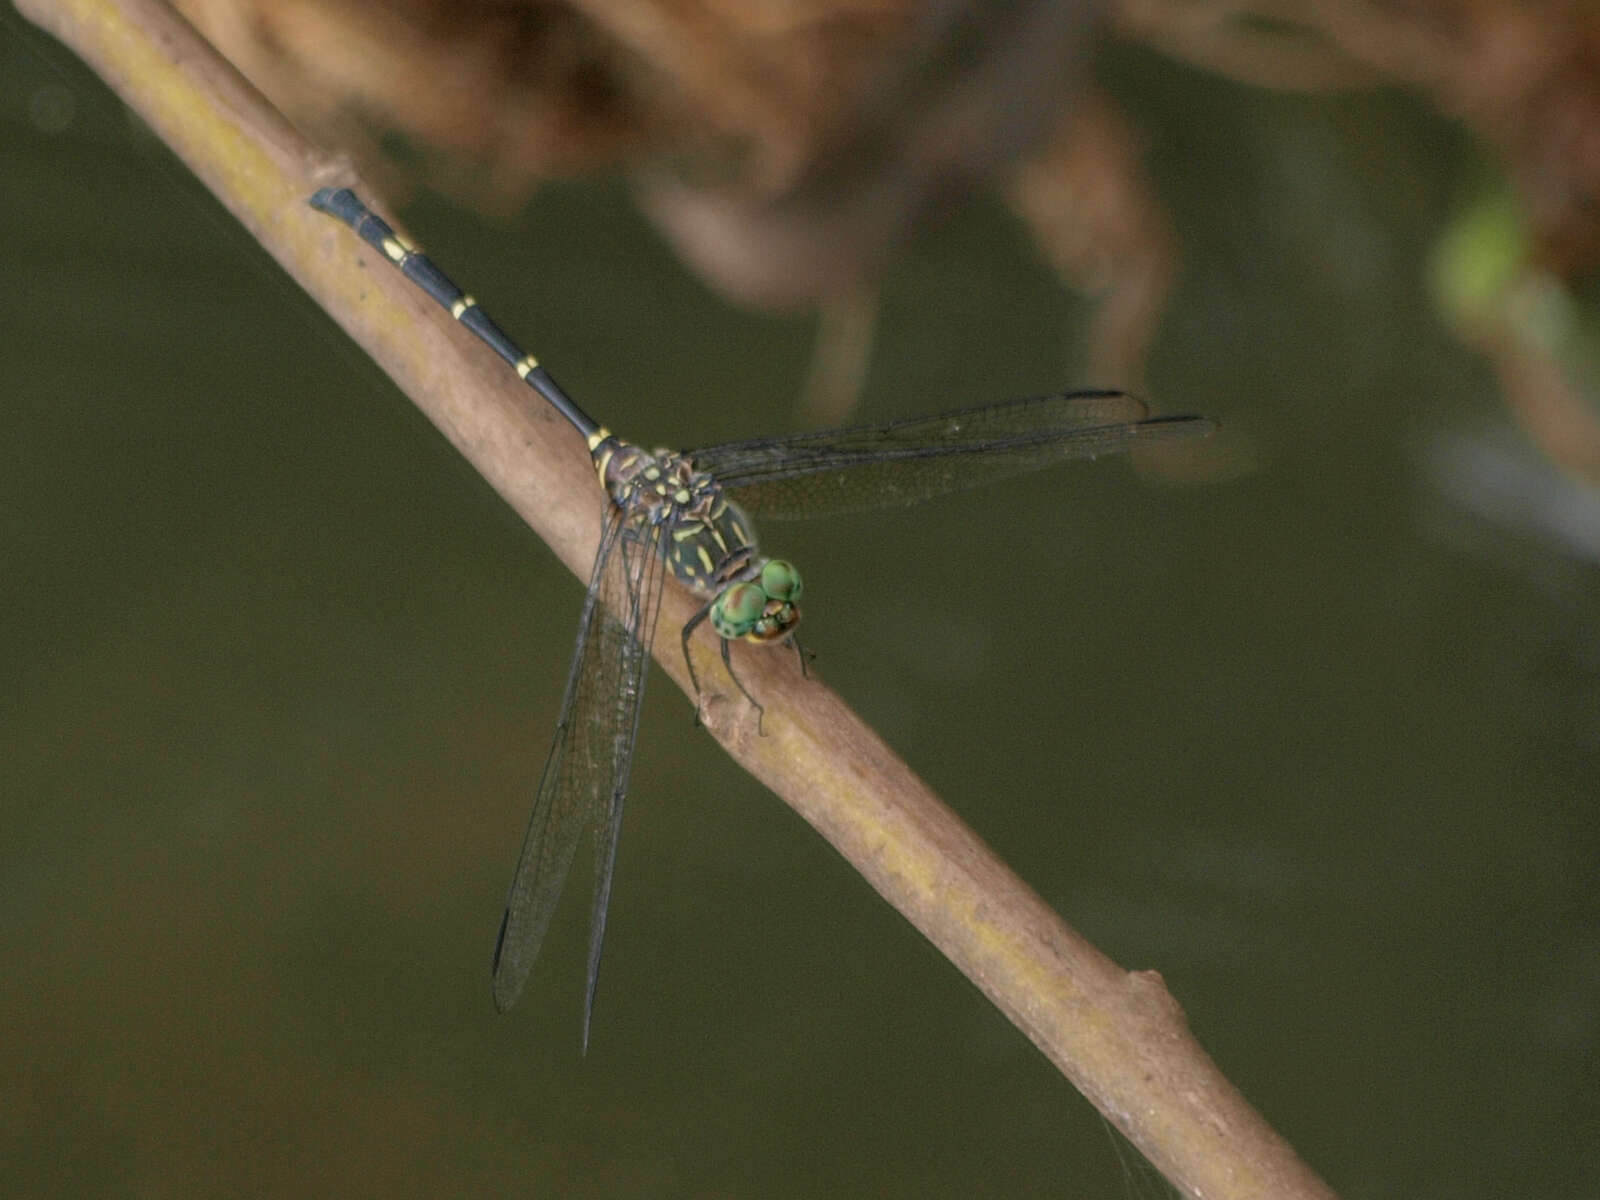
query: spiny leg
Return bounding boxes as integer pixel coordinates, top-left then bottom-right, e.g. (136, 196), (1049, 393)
(680, 604), (766, 730)
(720, 636), (766, 735)
(791, 634), (812, 680)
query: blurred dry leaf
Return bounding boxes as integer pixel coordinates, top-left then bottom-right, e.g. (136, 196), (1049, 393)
(172, 0), (1599, 469)
(1114, 0), (1600, 274)
(173, 0), (1172, 412)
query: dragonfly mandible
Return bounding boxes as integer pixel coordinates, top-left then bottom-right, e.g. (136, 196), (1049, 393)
(309, 187), (1212, 1048)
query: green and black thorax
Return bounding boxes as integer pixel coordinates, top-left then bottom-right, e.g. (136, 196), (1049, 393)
(585, 428), (803, 647)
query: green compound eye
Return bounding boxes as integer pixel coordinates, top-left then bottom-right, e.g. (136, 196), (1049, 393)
(709, 561), (804, 643)
(760, 559), (802, 603)
(710, 582), (767, 639)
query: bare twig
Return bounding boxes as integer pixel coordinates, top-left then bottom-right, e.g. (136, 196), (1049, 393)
(14, 2), (1338, 1197)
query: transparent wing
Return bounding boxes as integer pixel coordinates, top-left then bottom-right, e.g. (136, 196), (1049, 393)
(490, 507), (665, 1051)
(580, 513), (666, 1051)
(689, 391), (1212, 520)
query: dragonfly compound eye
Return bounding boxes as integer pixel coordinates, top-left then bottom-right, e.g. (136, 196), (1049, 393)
(711, 581), (768, 639)
(760, 559), (802, 603)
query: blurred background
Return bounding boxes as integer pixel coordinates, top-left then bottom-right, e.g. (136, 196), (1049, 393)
(4, 1), (1598, 1195)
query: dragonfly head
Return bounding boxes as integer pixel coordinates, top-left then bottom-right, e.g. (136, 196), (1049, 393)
(710, 558), (802, 644)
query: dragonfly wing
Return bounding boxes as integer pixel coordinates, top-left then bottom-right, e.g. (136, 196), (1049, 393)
(691, 391), (1211, 519)
(491, 509), (663, 1040)
(580, 516), (667, 1051)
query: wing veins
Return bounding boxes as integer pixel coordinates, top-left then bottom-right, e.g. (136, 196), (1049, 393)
(491, 509), (659, 1023)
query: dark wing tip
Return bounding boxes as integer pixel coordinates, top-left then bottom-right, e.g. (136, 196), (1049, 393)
(490, 907), (524, 1014)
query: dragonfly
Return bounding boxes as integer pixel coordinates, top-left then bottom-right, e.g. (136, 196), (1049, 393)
(309, 186), (1213, 1047)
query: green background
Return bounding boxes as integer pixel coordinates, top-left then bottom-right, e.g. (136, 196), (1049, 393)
(4, 10), (1596, 1197)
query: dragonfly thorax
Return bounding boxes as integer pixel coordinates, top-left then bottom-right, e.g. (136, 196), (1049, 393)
(592, 434), (792, 613)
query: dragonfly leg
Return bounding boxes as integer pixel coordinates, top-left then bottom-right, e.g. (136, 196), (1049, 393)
(790, 634), (812, 680)
(720, 637), (766, 734)
(680, 605), (711, 725)
(679, 605), (767, 730)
